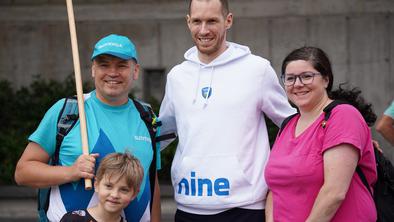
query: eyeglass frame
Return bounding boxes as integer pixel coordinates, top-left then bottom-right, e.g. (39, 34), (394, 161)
(280, 72), (321, 86)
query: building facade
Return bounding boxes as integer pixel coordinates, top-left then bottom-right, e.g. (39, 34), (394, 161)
(1, 0), (394, 156)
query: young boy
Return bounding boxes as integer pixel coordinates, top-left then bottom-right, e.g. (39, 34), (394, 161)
(60, 152), (144, 222)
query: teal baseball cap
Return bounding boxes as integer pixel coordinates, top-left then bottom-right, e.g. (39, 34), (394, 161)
(91, 34), (138, 62)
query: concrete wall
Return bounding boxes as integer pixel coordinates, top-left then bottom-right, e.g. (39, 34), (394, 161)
(1, 0), (394, 155)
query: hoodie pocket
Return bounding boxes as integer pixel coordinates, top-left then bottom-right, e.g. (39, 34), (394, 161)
(171, 154), (254, 208)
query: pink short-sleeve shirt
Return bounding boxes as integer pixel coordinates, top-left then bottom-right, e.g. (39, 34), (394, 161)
(265, 104), (377, 222)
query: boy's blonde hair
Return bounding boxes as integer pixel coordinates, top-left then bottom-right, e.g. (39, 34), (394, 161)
(95, 152), (144, 193)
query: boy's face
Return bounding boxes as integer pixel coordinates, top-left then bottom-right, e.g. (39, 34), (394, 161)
(94, 174), (136, 215)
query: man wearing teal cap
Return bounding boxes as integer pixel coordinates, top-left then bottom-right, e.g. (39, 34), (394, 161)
(15, 34), (161, 222)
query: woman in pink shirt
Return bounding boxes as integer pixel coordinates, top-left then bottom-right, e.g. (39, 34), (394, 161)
(264, 47), (377, 222)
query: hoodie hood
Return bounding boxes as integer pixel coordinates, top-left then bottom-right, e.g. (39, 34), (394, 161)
(184, 42), (251, 67)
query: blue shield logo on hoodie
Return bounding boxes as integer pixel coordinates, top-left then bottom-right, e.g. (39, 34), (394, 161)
(201, 87), (212, 99)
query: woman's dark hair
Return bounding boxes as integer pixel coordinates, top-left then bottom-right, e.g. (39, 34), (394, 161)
(281, 46), (334, 92)
(330, 84), (377, 126)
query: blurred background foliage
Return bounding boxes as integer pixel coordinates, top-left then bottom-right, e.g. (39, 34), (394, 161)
(0, 75), (92, 185)
(0, 76), (277, 185)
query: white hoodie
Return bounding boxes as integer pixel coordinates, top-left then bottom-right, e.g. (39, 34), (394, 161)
(159, 42), (295, 215)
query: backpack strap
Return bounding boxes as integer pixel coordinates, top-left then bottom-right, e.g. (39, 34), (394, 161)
(322, 100), (374, 196)
(278, 100), (348, 136)
(277, 100), (374, 196)
(132, 99), (159, 211)
(38, 96), (79, 221)
(356, 165), (373, 196)
(321, 100), (347, 128)
(356, 143), (382, 197)
(277, 113), (298, 137)
(156, 133), (177, 142)
(53, 96), (79, 165)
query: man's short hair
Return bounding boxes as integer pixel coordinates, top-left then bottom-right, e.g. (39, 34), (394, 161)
(95, 152), (144, 193)
(188, 0), (229, 17)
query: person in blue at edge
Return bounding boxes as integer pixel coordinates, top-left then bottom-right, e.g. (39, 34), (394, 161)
(376, 100), (394, 146)
(15, 34), (161, 222)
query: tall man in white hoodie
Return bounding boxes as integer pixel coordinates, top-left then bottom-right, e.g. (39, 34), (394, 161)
(159, 0), (296, 221)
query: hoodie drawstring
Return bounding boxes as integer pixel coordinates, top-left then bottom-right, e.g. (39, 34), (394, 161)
(192, 65), (202, 104)
(203, 66), (214, 108)
(192, 65), (214, 108)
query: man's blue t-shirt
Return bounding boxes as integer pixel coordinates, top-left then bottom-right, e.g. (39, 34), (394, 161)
(29, 90), (160, 222)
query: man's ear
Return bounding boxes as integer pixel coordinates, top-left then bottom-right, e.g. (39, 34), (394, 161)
(225, 13), (233, 30)
(132, 63), (140, 80)
(186, 15), (191, 29)
(91, 65), (96, 78)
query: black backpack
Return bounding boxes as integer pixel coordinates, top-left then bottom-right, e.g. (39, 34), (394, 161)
(37, 96), (175, 222)
(359, 148), (394, 222)
(278, 100), (394, 222)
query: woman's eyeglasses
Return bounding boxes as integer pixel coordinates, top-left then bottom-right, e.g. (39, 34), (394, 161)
(281, 72), (321, 86)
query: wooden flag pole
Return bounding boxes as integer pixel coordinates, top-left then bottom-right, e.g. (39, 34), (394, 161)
(65, 0), (92, 190)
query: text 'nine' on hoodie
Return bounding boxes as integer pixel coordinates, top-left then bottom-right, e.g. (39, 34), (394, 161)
(159, 42), (296, 215)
